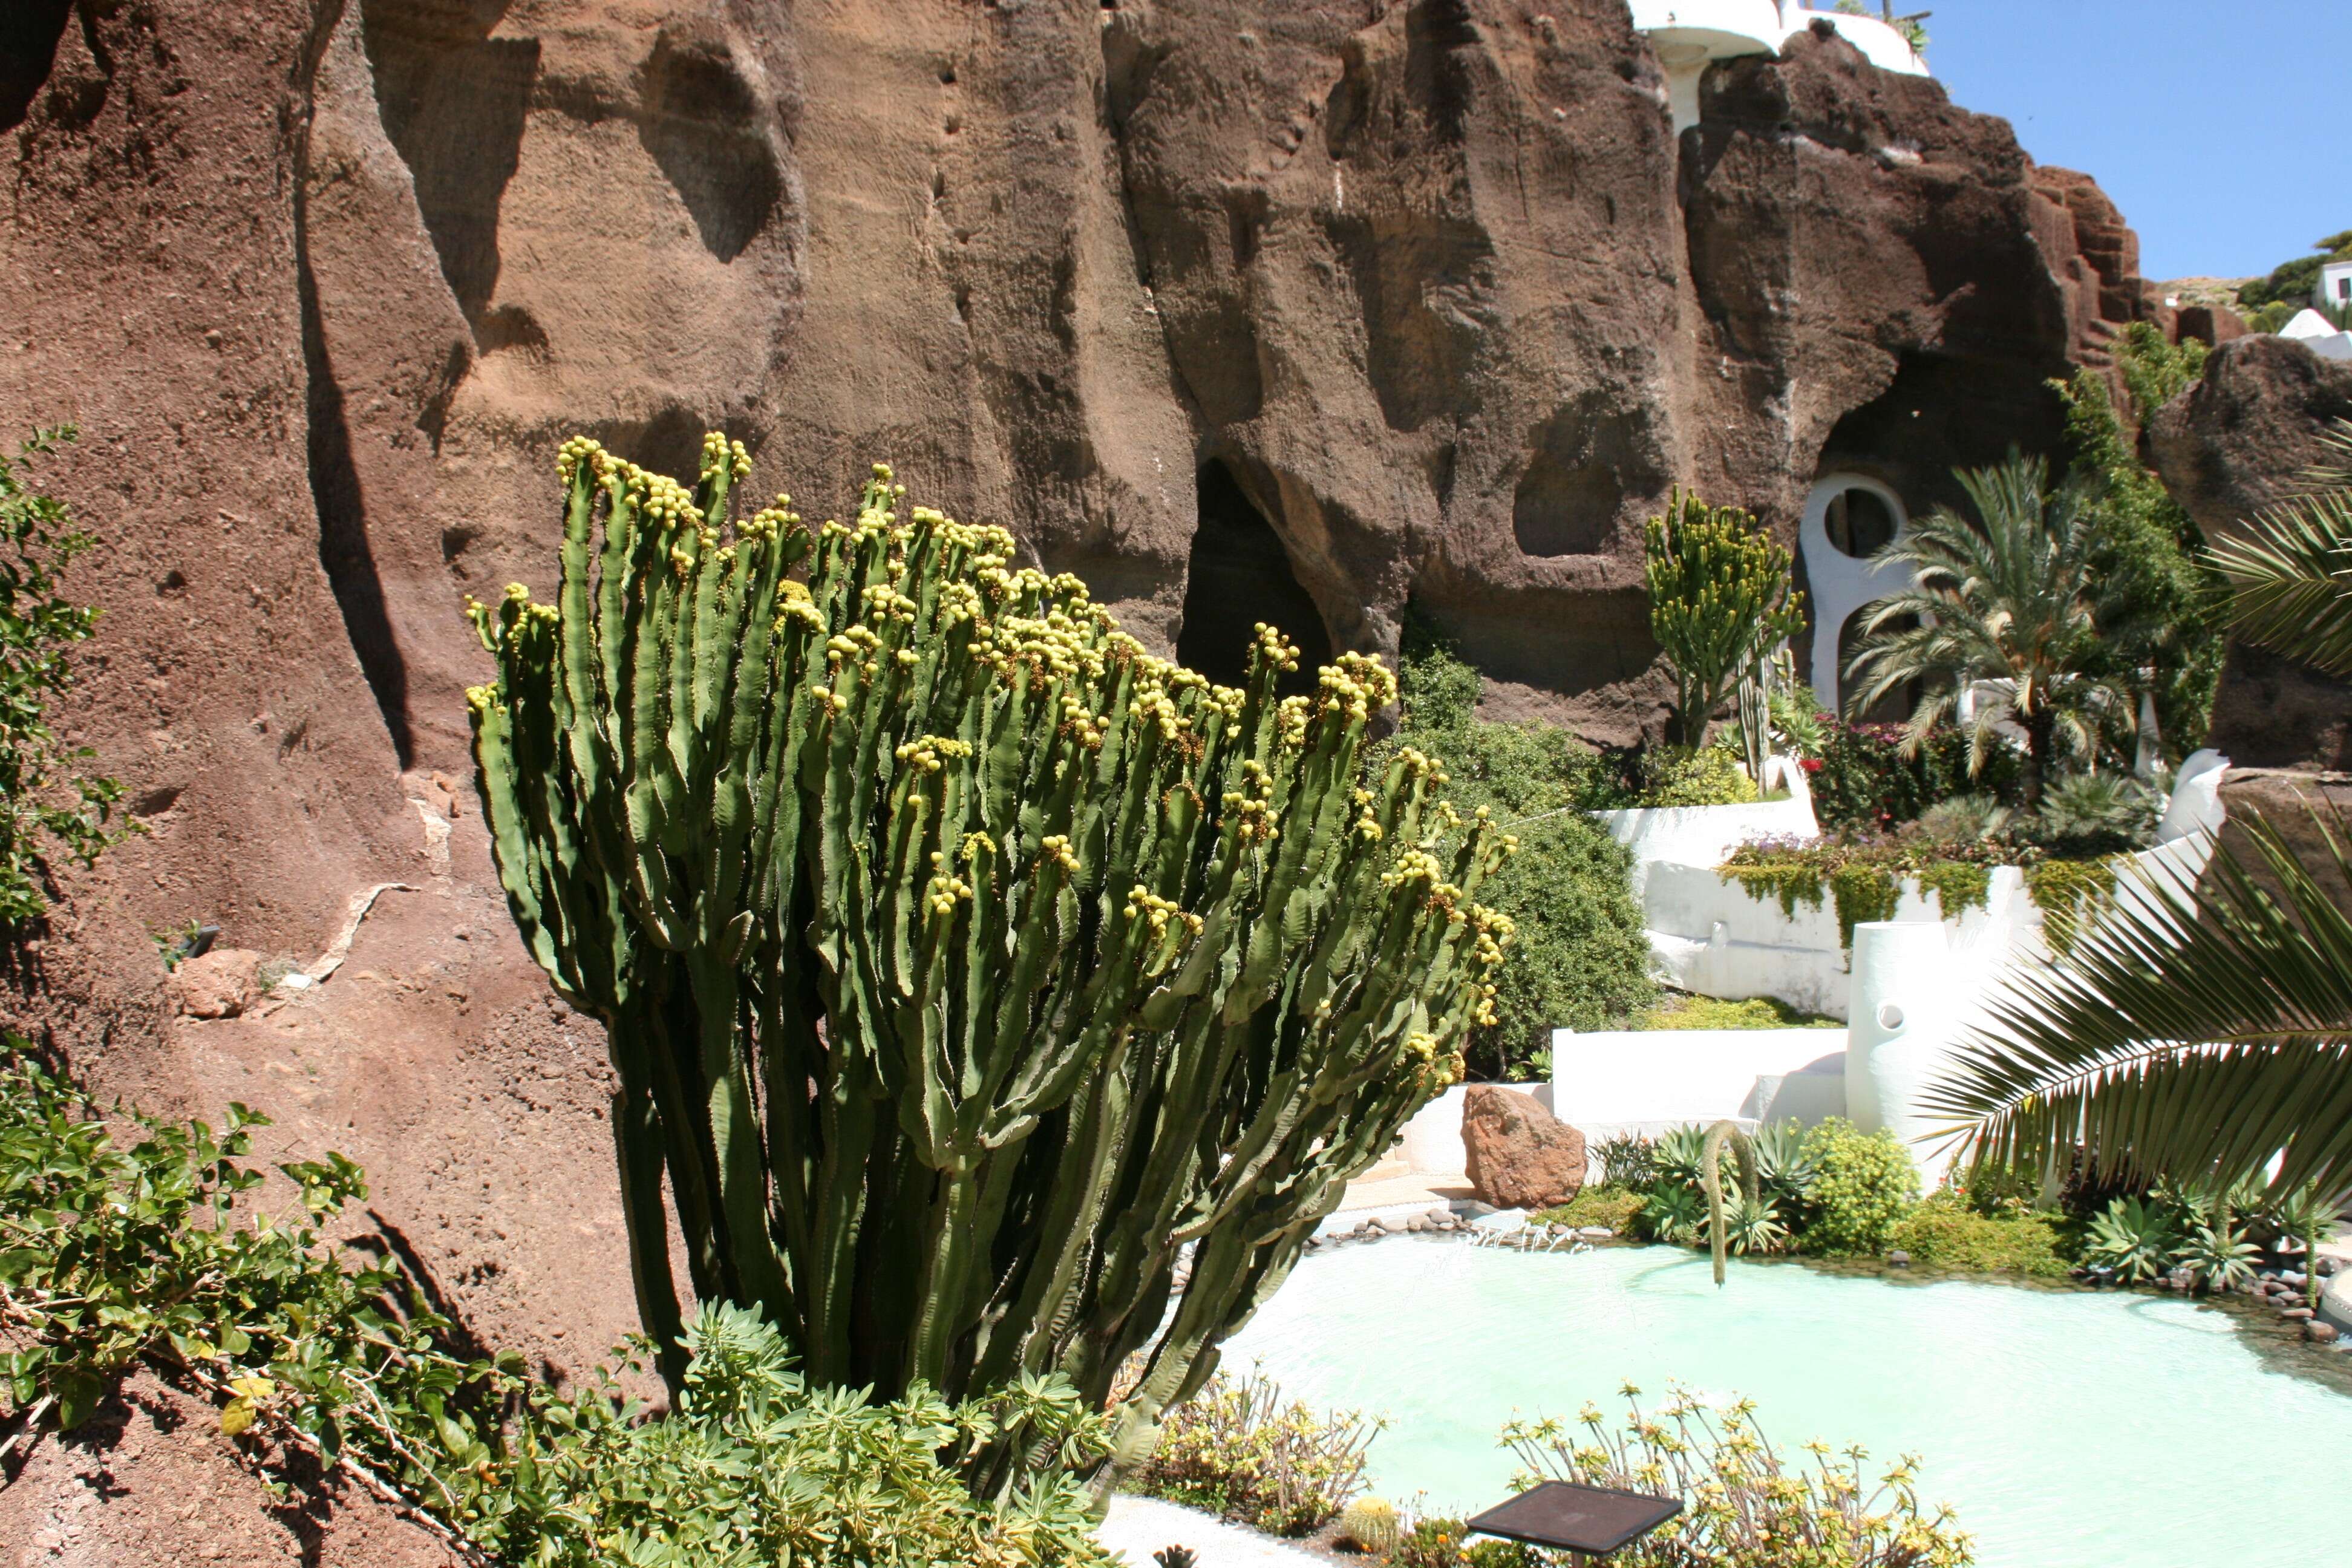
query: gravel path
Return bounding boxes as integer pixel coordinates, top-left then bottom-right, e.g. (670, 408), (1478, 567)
(1097, 1495), (1329, 1566)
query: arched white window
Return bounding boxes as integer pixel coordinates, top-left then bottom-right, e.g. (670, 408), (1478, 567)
(1798, 474), (1909, 716)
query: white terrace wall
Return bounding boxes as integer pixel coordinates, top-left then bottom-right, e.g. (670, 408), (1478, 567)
(1549, 1025), (1847, 1174)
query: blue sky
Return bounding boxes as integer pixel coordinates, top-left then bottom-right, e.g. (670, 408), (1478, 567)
(1919, 2), (2341, 281)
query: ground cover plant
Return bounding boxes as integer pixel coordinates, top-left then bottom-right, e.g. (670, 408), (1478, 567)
(1629, 991), (1841, 1031)
(1127, 1368), (1380, 1535)
(466, 438), (1514, 1480)
(0, 427), (135, 927)
(0, 1051), (1112, 1566)
(1385, 622), (1653, 1080)
(1495, 1387), (1973, 1567)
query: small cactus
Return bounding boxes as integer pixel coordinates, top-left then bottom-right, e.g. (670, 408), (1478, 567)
(1152, 1548), (1198, 1568)
(1338, 1495), (1402, 1555)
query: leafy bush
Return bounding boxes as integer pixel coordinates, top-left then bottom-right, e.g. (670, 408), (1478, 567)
(1641, 1182), (1706, 1244)
(1811, 720), (2024, 835)
(0, 428), (136, 926)
(2026, 772), (2160, 856)
(1530, 1185), (1645, 1233)
(1593, 1132), (1660, 1192)
(1387, 623), (1655, 1078)
(1129, 1370), (1379, 1535)
(0, 1053), (1112, 1566)
(1797, 1119), (1921, 1256)
(2052, 330), (2223, 760)
(1632, 991), (1842, 1031)
(1886, 1194), (2070, 1278)
(1501, 1387), (1973, 1566)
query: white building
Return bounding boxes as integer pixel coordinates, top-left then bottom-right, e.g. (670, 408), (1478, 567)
(2315, 258), (2352, 312)
(2282, 307), (2352, 362)
(1628, 1), (1929, 133)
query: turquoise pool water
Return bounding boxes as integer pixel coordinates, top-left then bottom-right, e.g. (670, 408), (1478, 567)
(1221, 1239), (2352, 1566)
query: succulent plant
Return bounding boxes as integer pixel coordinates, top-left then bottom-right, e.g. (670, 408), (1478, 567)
(1338, 1495), (1402, 1555)
(465, 435), (1514, 1486)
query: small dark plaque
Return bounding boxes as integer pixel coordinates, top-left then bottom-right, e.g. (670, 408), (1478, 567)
(1463, 1480), (1682, 1555)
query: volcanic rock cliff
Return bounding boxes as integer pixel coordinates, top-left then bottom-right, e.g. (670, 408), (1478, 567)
(0, 2), (2253, 1555)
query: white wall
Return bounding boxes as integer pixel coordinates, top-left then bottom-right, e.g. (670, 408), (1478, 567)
(1593, 757), (1819, 899)
(1551, 1025), (1848, 1164)
(1799, 472), (1910, 714)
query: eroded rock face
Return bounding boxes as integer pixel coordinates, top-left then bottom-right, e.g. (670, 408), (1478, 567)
(1462, 1084), (1585, 1209)
(0, 0), (2171, 1509)
(2149, 336), (2352, 768)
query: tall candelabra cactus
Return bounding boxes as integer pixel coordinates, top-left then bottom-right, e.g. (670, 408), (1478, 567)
(465, 434), (1514, 1488)
(1645, 490), (1807, 749)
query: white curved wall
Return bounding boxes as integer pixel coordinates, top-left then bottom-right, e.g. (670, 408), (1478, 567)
(1630, 2), (1928, 133)
(1799, 472), (1910, 713)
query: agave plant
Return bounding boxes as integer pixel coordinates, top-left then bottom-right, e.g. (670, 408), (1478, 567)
(2172, 1220), (2259, 1295)
(1714, 1191), (1789, 1257)
(1912, 793), (2013, 848)
(2083, 1196), (2180, 1284)
(1652, 1125), (1709, 1191)
(1642, 1184), (1706, 1246)
(1749, 1119), (1820, 1209)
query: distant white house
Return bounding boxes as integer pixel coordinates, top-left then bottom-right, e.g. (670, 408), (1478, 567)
(2316, 258), (2352, 312)
(1628, 1), (1929, 132)
(2282, 307), (2352, 362)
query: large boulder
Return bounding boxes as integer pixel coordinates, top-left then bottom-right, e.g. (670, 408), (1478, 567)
(1461, 1086), (1586, 1210)
(2148, 335), (2352, 769)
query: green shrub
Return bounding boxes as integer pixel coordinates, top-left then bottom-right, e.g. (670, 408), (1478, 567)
(1531, 1185), (1645, 1233)
(1797, 1118), (1921, 1256)
(1592, 1132), (1659, 1191)
(1886, 1194), (2069, 1277)
(0, 1051), (1111, 1566)
(1632, 991), (1841, 1030)
(1129, 1370), (1379, 1536)
(1811, 720), (2024, 835)
(1387, 622), (1655, 1079)
(0, 428), (136, 926)
(1501, 1387), (1972, 1567)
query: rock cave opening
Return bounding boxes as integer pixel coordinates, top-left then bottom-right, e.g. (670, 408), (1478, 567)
(359, 0), (540, 335)
(1177, 462), (1331, 696)
(0, 0), (74, 134)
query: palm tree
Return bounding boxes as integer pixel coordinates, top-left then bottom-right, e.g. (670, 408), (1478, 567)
(1929, 423), (2352, 1303)
(1843, 456), (2138, 805)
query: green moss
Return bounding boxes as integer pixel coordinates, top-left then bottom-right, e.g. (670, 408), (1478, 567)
(2024, 857), (2119, 955)
(1721, 845), (1995, 953)
(1531, 1186), (1647, 1232)
(1887, 1194), (2071, 1278)
(1632, 993), (1841, 1031)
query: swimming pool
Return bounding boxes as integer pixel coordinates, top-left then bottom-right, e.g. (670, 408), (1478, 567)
(1220, 1238), (2352, 1566)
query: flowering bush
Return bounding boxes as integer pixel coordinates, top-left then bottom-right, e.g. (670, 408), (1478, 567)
(1500, 1386), (1973, 1567)
(1810, 721), (2023, 835)
(1130, 1370), (1381, 1535)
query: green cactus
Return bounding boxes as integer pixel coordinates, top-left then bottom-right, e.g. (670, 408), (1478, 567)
(1338, 1497), (1402, 1555)
(1645, 490), (1807, 749)
(464, 434), (1514, 1489)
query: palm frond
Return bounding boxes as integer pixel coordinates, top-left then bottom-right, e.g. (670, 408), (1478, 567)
(1926, 808), (2352, 1201)
(2208, 489), (2352, 678)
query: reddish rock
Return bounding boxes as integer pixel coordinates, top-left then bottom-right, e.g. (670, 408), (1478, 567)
(169, 949), (264, 1019)
(1462, 1086), (1586, 1210)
